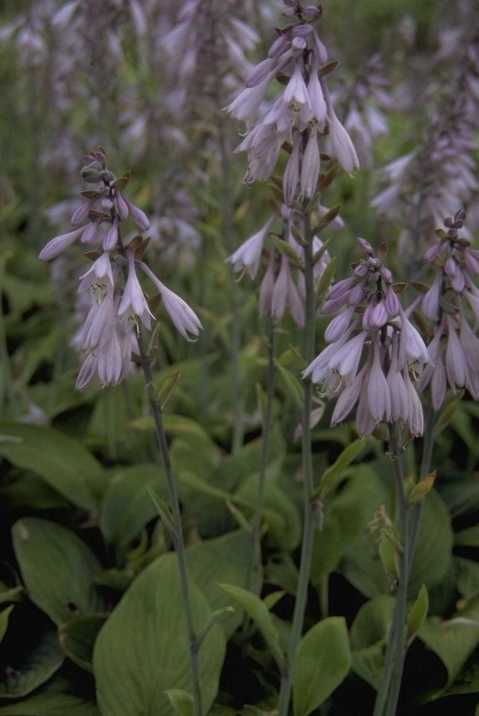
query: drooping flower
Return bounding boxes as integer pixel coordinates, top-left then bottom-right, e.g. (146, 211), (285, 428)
(303, 238), (430, 436)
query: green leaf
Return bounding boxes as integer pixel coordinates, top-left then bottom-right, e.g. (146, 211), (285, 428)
(58, 614), (108, 673)
(406, 584), (429, 642)
(147, 486), (175, 536)
(12, 518), (103, 625)
(186, 530), (252, 636)
(340, 466), (452, 598)
(455, 524), (479, 547)
(0, 605), (14, 643)
(94, 554), (225, 716)
(292, 617), (351, 716)
(0, 423), (106, 510)
(166, 689), (194, 716)
(0, 679), (100, 715)
(194, 608), (235, 649)
(274, 359), (303, 408)
(218, 584), (285, 668)
(456, 557), (479, 598)
(100, 464), (168, 548)
(312, 439), (365, 500)
(311, 465), (384, 584)
(350, 595), (395, 690)
(0, 632), (64, 699)
(235, 476), (302, 551)
(419, 598), (479, 692)
(158, 371), (182, 409)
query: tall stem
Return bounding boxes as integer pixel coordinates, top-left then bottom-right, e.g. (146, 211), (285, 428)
(137, 328), (203, 716)
(248, 312), (276, 595)
(373, 431), (409, 716)
(407, 404), (435, 578)
(277, 204), (316, 716)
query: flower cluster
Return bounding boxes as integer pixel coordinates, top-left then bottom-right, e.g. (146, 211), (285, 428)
(227, 200), (337, 327)
(225, 0), (359, 203)
(371, 4), (479, 252)
(336, 54), (393, 169)
(417, 210), (479, 409)
(39, 148), (202, 389)
(303, 238), (430, 437)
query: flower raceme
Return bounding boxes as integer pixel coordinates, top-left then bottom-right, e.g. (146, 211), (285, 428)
(303, 238), (431, 437)
(226, 202), (334, 327)
(417, 210), (479, 409)
(225, 1), (359, 204)
(39, 148), (202, 388)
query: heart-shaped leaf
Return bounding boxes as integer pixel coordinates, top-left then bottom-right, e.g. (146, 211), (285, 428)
(12, 518), (103, 625)
(93, 553), (225, 716)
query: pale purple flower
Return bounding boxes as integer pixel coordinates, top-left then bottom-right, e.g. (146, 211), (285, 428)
(324, 88), (360, 175)
(270, 256), (304, 327)
(226, 216), (276, 278)
(78, 252), (115, 293)
(139, 262), (202, 341)
(39, 227), (85, 261)
(118, 250), (154, 330)
(304, 238), (428, 436)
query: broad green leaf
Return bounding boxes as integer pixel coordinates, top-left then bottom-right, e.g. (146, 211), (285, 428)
(312, 439), (365, 499)
(292, 617), (351, 716)
(340, 465), (452, 598)
(350, 595), (395, 690)
(0, 471), (71, 510)
(456, 557), (479, 598)
(186, 531), (251, 636)
(94, 554), (225, 716)
(235, 475), (301, 551)
(406, 584), (429, 642)
(0, 632), (64, 699)
(0, 423), (106, 509)
(0, 605), (14, 642)
(351, 643), (385, 692)
(218, 584), (285, 668)
(311, 465), (385, 585)
(12, 518), (103, 625)
(166, 689), (193, 716)
(455, 524), (479, 547)
(419, 598), (479, 692)
(100, 464), (168, 547)
(58, 614), (108, 672)
(0, 678), (100, 715)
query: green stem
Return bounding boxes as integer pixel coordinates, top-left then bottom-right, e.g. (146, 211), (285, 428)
(373, 431), (409, 716)
(137, 329), (203, 716)
(406, 404), (435, 579)
(277, 204), (316, 716)
(248, 313), (276, 595)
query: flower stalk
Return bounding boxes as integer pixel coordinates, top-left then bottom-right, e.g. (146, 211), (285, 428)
(277, 200), (316, 716)
(373, 429), (409, 716)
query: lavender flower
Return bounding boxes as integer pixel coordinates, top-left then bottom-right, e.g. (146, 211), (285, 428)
(225, 0), (359, 204)
(226, 201), (333, 327)
(303, 238), (430, 437)
(39, 148), (202, 387)
(417, 210), (479, 408)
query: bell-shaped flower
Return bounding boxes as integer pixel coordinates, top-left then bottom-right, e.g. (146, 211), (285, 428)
(118, 250), (154, 330)
(139, 262), (202, 341)
(39, 226), (85, 261)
